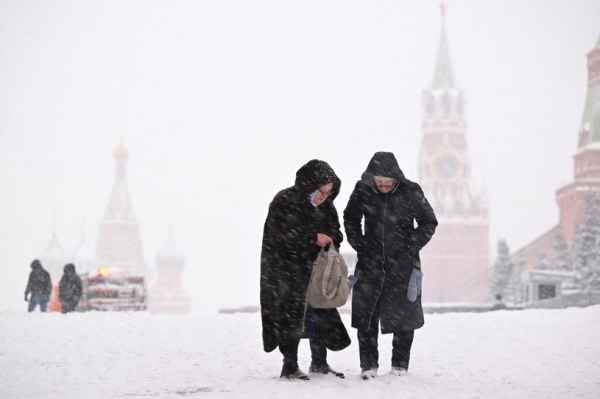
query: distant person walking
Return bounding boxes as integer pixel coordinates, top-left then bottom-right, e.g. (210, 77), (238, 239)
(343, 152), (438, 379)
(24, 259), (52, 312)
(59, 264), (83, 313)
(261, 159), (350, 380)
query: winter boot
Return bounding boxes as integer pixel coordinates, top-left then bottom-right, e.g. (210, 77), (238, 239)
(309, 362), (345, 378)
(390, 366), (408, 376)
(280, 367), (310, 380)
(360, 368), (378, 380)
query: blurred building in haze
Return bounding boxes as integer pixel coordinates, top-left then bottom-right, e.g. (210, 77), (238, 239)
(514, 34), (600, 305)
(418, 12), (491, 303)
(38, 141), (190, 313)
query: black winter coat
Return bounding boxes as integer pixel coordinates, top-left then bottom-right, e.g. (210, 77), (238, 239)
(59, 264), (83, 313)
(260, 160), (351, 353)
(25, 260), (52, 297)
(344, 152), (438, 333)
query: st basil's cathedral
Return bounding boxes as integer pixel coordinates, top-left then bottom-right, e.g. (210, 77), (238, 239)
(38, 141), (190, 314)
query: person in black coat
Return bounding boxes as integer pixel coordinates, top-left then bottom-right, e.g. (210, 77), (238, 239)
(24, 259), (53, 312)
(59, 263), (83, 313)
(343, 152), (438, 379)
(261, 159), (351, 380)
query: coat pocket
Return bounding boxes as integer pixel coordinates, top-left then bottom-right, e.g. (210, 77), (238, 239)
(407, 268), (423, 302)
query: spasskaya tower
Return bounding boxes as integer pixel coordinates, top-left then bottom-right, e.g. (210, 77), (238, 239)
(418, 10), (490, 302)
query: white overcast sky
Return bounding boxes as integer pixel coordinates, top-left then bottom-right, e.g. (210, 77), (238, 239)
(1, 0), (599, 313)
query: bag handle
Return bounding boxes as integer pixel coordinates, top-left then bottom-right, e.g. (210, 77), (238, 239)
(321, 251), (342, 299)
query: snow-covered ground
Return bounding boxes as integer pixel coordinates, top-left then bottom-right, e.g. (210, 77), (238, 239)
(1, 306), (599, 399)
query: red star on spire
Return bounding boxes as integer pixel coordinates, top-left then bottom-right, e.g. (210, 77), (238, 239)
(440, 2), (446, 19)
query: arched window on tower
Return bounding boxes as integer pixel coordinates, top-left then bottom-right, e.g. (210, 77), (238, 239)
(591, 60), (600, 82)
(456, 95), (464, 116)
(427, 96), (435, 116)
(453, 200), (463, 217)
(441, 93), (451, 116)
(470, 200), (480, 216)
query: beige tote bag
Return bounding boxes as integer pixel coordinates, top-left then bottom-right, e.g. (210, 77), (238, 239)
(308, 245), (349, 308)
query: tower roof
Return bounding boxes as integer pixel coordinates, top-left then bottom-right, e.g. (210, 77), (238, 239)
(101, 141), (136, 221)
(96, 140), (145, 271)
(71, 234), (97, 274)
(40, 227), (67, 280)
(578, 34), (600, 148)
(431, 22), (456, 90)
(114, 140), (129, 159)
(156, 228), (186, 267)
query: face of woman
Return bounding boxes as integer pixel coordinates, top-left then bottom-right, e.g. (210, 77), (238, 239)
(313, 183), (333, 205)
(374, 176), (395, 194)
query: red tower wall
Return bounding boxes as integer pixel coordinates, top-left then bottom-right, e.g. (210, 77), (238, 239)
(421, 222), (490, 302)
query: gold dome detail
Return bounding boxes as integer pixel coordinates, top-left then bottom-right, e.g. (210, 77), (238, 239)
(114, 140), (129, 159)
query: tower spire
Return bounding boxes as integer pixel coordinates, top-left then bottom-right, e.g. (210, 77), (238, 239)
(96, 140), (145, 272)
(418, 6), (490, 303)
(578, 32), (600, 148)
(432, 3), (455, 90)
(102, 140), (135, 221)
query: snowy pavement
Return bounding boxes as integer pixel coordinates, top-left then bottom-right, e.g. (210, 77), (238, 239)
(1, 306), (599, 399)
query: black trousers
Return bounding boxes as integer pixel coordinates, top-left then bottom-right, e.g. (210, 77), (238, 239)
(357, 299), (415, 371)
(279, 335), (327, 372)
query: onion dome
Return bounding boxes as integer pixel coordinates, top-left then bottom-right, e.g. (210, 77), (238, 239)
(39, 226), (68, 281)
(155, 228), (186, 268)
(71, 234), (98, 274)
(114, 140), (129, 159)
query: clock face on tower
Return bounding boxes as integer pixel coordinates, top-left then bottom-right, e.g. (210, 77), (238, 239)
(429, 150), (464, 183)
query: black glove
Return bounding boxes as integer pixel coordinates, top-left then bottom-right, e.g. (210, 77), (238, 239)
(24, 294), (28, 302)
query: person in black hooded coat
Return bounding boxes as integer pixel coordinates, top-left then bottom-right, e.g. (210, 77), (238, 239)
(59, 263), (82, 313)
(24, 259), (52, 312)
(261, 159), (351, 380)
(343, 152), (437, 379)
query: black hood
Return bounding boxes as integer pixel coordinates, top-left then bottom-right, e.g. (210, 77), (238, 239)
(294, 159), (341, 200)
(361, 152), (407, 185)
(64, 264), (76, 275)
(31, 259), (42, 271)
